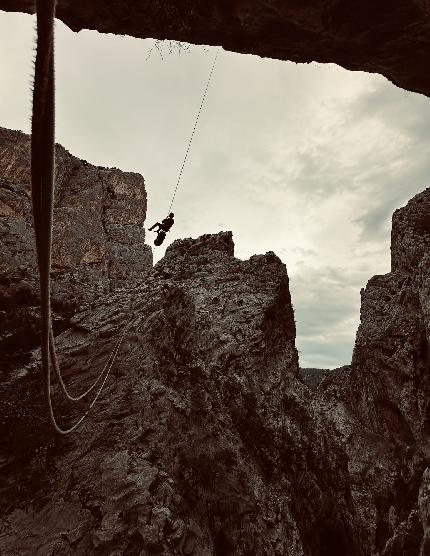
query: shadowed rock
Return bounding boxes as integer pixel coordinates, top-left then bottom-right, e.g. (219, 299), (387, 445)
(300, 368), (328, 390)
(0, 229), (364, 555)
(2, 1), (430, 96)
(1, 129), (430, 554)
(0, 126), (152, 374)
(316, 189), (430, 555)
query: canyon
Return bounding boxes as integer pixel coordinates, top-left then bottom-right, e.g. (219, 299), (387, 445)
(0, 126), (429, 554)
(1, 1), (430, 552)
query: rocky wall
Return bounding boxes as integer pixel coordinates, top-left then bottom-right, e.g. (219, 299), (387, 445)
(2, 1), (430, 96)
(0, 126), (152, 374)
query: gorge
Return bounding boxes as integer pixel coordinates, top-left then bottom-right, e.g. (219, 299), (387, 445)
(1, 1), (430, 554)
(0, 125), (429, 554)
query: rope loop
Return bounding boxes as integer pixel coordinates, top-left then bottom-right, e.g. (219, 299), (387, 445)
(32, 0), (136, 434)
(32, 5), (220, 433)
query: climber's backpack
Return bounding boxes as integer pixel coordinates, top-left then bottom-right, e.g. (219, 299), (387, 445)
(154, 231), (166, 246)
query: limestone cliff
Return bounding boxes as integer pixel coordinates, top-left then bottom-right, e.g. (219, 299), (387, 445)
(0, 126), (152, 374)
(2, 1), (430, 96)
(350, 189), (430, 446)
(315, 189), (430, 555)
(0, 231), (361, 556)
(1, 129), (430, 555)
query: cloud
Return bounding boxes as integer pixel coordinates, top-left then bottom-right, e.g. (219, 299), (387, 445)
(346, 82), (430, 241)
(298, 336), (355, 369)
(290, 264), (365, 368)
(2, 12), (430, 369)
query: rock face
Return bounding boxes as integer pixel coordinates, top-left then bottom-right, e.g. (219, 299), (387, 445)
(0, 231), (361, 555)
(351, 189), (430, 447)
(299, 368), (328, 391)
(315, 189), (430, 556)
(3, 1), (430, 96)
(1, 123), (430, 554)
(0, 126), (152, 373)
(0, 222), (428, 555)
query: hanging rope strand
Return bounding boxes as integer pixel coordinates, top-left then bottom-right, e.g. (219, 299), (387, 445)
(49, 326), (121, 403)
(32, 0), (134, 434)
(32, 0), (59, 432)
(47, 320), (135, 434)
(168, 47), (220, 214)
(32, 8), (219, 431)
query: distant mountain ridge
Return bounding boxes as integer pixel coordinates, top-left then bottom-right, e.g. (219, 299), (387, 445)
(299, 368), (328, 390)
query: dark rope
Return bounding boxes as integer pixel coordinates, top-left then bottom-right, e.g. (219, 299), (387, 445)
(168, 47), (220, 214)
(32, 0), (60, 432)
(32, 0), (132, 434)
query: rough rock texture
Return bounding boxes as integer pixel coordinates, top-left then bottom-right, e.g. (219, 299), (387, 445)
(3, 1), (430, 96)
(313, 189), (430, 556)
(299, 368), (328, 391)
(350, 189), (430, 447)
(0, 126), (152, 374)
(1, 220), (429, 554)
(1, 232), (366, 556)
(1, 123), (430, 552)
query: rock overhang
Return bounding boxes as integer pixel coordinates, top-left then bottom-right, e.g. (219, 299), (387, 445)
(2, 0), (430, 96)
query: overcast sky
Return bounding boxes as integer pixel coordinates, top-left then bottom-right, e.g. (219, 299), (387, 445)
(1, 11), (430, 368)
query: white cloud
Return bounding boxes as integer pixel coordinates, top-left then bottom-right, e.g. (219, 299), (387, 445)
(1, 12), (430, 368)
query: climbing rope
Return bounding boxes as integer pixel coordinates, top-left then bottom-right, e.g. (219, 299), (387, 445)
(167, 47), (220, 214)
(48, 319), (136, 434)
(32, 2), (219, 432)
(32, 0), (133, 434)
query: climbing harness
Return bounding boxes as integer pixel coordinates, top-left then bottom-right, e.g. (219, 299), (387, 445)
(166, 46), (220, 214)
(31, 0), (135, 434)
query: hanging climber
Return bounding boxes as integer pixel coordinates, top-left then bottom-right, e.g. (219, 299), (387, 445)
(149, 213), (175, 246)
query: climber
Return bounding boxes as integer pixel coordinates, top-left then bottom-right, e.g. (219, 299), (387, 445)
(149, 213), (174, 246)
(149, 213), (175, 233)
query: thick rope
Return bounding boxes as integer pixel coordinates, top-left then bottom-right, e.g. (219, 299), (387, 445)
(32, 6), (217, 432)
(32, 0), (58, 432)
(168, 47), (220, 214)
(32, 0), (132, 434)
